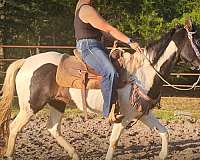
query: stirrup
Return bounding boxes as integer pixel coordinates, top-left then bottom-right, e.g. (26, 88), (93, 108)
(108, 113), (124, 124)
(108, 103), (124, 124)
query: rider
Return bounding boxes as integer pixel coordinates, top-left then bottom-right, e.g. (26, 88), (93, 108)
(74, 0), (141, 123)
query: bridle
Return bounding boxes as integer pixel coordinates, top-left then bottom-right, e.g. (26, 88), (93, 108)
(184, 26), (200, 57)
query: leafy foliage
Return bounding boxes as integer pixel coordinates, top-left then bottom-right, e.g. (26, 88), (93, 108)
(1, 0), (200, 55)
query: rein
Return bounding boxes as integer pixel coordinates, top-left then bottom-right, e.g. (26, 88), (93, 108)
(140, 49), (200, 91)
(109, 43), (200, 91)
(137, 27), (200, 91)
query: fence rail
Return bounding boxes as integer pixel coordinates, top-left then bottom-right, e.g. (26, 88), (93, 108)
(0, 45), (76, 49)
(0, 45), (129, 49)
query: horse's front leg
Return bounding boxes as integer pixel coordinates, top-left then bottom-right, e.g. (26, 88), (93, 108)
(140, 111), (168, 160)
(105, 123), (125, 160)
(106, 108), (139, 160)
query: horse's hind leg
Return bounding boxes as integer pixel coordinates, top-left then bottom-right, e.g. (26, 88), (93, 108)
(140, 111), (168, 160)
(46, 105), (79, 160)
(5, 107), (33, 158)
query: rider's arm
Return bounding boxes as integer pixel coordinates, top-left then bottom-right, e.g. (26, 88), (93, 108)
(79, 5), (139, 49)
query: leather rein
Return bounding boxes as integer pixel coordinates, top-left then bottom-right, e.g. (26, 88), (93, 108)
(137, 26), (200, 91)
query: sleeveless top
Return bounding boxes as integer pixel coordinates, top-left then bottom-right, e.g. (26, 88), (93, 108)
(74, 4), (102, 40)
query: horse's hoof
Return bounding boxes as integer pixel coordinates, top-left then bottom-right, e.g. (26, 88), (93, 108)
(3, 156), (13, 160)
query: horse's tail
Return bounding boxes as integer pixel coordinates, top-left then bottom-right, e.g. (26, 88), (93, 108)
(0, 58), (25, 155)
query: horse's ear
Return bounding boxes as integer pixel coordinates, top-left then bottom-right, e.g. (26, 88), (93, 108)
(184, 17), (193, 31)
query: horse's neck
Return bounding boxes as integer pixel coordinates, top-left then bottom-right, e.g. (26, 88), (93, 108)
(134, 40), (178, 98)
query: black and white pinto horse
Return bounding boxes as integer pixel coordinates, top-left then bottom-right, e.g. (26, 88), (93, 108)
(1, 19), (200, 160)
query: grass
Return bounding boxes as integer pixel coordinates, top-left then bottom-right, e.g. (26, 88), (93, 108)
(10, 97), (200, 121)
(153, 97), (200, 120)
(153, 109), (176, 121)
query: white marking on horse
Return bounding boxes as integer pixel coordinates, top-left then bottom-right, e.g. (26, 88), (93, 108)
(135, 41), (178, 92)
(69, 88), (103, 114)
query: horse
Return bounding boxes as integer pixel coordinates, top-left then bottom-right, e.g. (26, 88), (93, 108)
(1, 18), (200, 160)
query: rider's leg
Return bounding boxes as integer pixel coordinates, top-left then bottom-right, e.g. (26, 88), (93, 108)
(76, 39), (123, 122)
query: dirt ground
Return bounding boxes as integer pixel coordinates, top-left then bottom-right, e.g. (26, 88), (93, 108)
(2, 111), (200, 160)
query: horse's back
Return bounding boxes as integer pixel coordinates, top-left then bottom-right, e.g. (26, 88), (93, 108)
(22, 51), (63, 70)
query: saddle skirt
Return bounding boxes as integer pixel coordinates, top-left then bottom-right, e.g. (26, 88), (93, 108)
(129, 83), (161, 114)
(56, 49), (127, 89)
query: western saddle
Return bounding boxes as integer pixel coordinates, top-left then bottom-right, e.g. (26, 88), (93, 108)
(56, 46), (127, 120)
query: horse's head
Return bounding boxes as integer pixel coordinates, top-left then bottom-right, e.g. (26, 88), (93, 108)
(174, 18), (200, 68)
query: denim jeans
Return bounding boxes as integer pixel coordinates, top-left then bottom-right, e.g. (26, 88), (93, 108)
(76, 39), (119, 117)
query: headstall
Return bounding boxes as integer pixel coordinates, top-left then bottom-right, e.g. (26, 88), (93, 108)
(184, 26), (200, 57)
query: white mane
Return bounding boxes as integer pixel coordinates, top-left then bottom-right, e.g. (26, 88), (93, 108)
(123, 50), (144, 78)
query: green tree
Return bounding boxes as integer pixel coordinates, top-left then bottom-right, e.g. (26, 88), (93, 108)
(1, 0), (200, 57)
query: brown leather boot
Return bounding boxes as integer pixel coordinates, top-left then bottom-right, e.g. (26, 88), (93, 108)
(108, 102), (124, 123)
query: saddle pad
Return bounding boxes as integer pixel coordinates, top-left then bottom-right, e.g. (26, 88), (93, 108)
(56, 54), (102, 89)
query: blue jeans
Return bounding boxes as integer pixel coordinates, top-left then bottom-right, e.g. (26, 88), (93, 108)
(76, 39), (119, 117)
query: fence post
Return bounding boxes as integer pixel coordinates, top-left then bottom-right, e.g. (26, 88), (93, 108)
(36, 35), (40, 54)
(0, 45), (3, 59)
(0, 0), (4, 60)
(0, 30), (4, 70)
